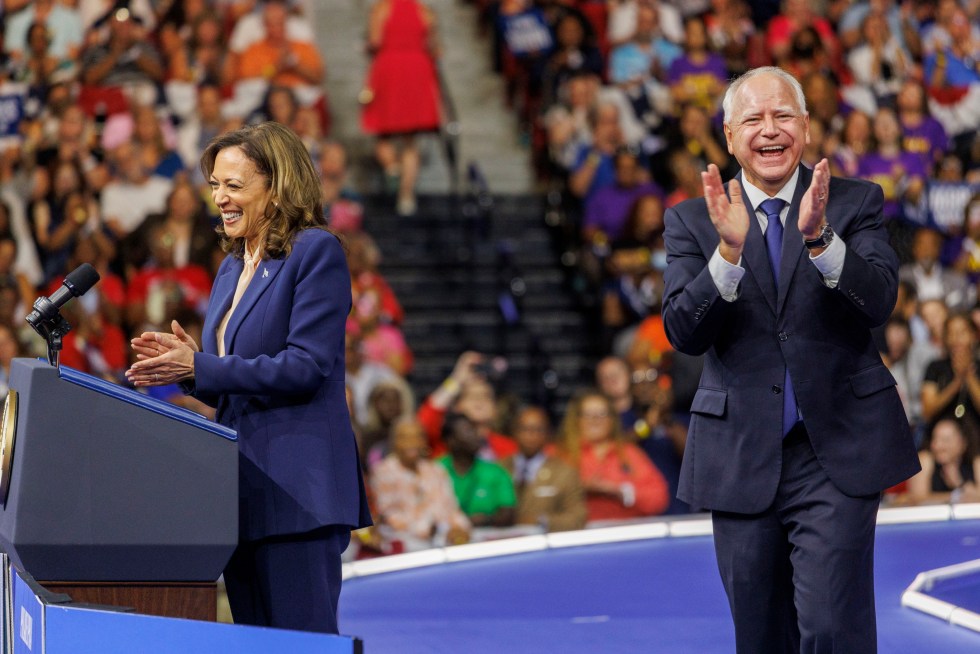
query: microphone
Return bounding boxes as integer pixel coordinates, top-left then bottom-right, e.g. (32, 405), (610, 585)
(26, 263), (101, 331)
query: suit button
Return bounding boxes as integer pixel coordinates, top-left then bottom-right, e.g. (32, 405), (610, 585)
(772, 385), (782, 394)
(778, 332), (788, 341)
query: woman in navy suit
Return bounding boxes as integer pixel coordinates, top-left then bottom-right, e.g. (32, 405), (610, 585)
(126, 122), (371, 634)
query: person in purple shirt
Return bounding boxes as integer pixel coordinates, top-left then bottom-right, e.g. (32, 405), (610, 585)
(584, 148), (663, 242)
(666, 16), (728, 118)
(897, 80), (949, 168)
(857, 107), (927, 222)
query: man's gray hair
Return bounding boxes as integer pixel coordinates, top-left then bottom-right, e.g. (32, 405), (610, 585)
(722, 66), (808, 125)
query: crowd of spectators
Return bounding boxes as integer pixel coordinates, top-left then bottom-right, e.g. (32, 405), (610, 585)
(483, 0), (980, 516)
(2, 0), (980, 559)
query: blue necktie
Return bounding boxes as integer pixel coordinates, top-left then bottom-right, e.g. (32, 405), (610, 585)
(760, 197), (799, 435)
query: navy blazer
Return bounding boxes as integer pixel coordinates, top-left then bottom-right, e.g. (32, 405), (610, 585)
(662, 165), (920, 513)
(191, 228), (371, 540)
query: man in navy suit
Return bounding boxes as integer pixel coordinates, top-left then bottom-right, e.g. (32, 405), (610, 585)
(661, 67), (920, 652)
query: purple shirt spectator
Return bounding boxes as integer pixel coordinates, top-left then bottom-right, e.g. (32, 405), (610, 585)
(857, 152), (927, 220)
(665, 53), (727, 112)
(901, 116), (948, 168)
(584, 183), (664, 241)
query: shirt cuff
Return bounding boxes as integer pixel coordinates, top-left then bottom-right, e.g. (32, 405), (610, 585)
(809, 236), (846, 288)
(709, 247), (745, 302)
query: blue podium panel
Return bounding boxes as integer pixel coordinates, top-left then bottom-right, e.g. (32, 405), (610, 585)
(44, 607), (359, 654)
(12, 568), (43, 654)
(0, 359), (237, 582)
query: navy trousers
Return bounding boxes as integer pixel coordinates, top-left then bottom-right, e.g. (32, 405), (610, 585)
(712, 425), (880, 654)
(223, 525), (352, 634)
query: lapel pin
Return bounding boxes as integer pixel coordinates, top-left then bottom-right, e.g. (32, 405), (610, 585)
(262, 268), (269, 278)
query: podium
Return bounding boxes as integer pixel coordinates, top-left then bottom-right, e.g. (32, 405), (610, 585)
(0, 358), (238, 620)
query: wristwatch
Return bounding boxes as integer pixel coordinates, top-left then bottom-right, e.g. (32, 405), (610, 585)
(803, 224), (834, 250)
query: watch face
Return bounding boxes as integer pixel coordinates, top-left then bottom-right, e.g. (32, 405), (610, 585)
(0, 390), (18, 508)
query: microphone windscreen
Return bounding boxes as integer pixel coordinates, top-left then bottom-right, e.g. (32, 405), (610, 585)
(63, 263), (101, 297)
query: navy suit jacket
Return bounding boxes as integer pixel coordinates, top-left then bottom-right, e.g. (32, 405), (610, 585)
(662, 165), (920, 514)
(191, 228), (371, 540)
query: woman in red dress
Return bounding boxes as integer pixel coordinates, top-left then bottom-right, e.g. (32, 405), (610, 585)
(361, 0), (442, 216)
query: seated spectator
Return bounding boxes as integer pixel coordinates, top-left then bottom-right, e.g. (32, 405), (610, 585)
(347, 235), (411, 374)
(882, 316), (920, 433)
(124, 179), (219, 276)
(801, 72), (845, 138)
(102, 103), (185, 180)
(921, 312), (980, 439)
(601, 194), (666, 347)
(33, 104), (108, 193)
(226, 0), (325, 119)
(954, 193), (980, 282)
(361, 378), (416, 467)
(607, 4), (681, 87)
(227, 0), (315, 56)
(856, 106), (926, 223)
(923, 7), (980, 139)
(899, 227), (973, 312)
(831, 109), (873, 179)
(846, 12), (910, 110)
(665, 16), (727, 118)
(11, 21), (76, 100)
(371, 418), (471, 551)
(58, 298), (127, 381)
(502, 405), (587, 532)
(659, 102), (734, 183)
(568, 101), (630, 202)
(911, 296), (948, 370)
(606, 0), (684, 49)
(48, 233), (125, 328)
(30, 159), (99, 283)
(557, 389), (668, 522)
(632, 383), (687, 514)
(583, 148), (661, 243)
(703, 0), (755, 77)
(782, 26), (839, 88)
(897, 79), (949, 169)
(345, 326), (399, 421)
(438, 413), (516, 528)
(536, 13), (604, 107)
(765, 0), (839, 70)
(79, 7), (163, 107)
(318, 140), (364, 232)
(903, 418), (980, 505)
(837, 0), (921, 55)
(663, 149), (704, 208)
(596, 355), (641, 431)
(543, 72), (599, 175)
(100, 142), (173, 241)
(251, 84), (299, 128)
(3, 0), (84, 62)
(125, 221), (212, 330)
(176, 82), (237, 186)
(417, 351), (519, 460)
(161, 12), (227, 118)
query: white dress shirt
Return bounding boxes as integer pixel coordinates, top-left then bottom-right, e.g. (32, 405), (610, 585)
(707, 170), (846, 302)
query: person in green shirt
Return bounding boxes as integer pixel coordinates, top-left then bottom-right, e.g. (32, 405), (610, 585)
(437, 413), (516, 527)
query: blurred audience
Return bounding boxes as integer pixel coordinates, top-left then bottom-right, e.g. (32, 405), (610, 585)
(502, 405), (588, 532)
(558, 390), (668, 522)
(371, 418), (471, 551)
(438, 413), (517, 528)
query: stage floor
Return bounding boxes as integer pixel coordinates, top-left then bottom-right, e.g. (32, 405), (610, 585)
(340, 517), (980, 653)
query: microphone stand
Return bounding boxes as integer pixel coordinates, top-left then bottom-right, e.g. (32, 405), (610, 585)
(28, 312), (72, 368)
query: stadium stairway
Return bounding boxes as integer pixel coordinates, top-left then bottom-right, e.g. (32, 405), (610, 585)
(362, 190), (598, 419)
